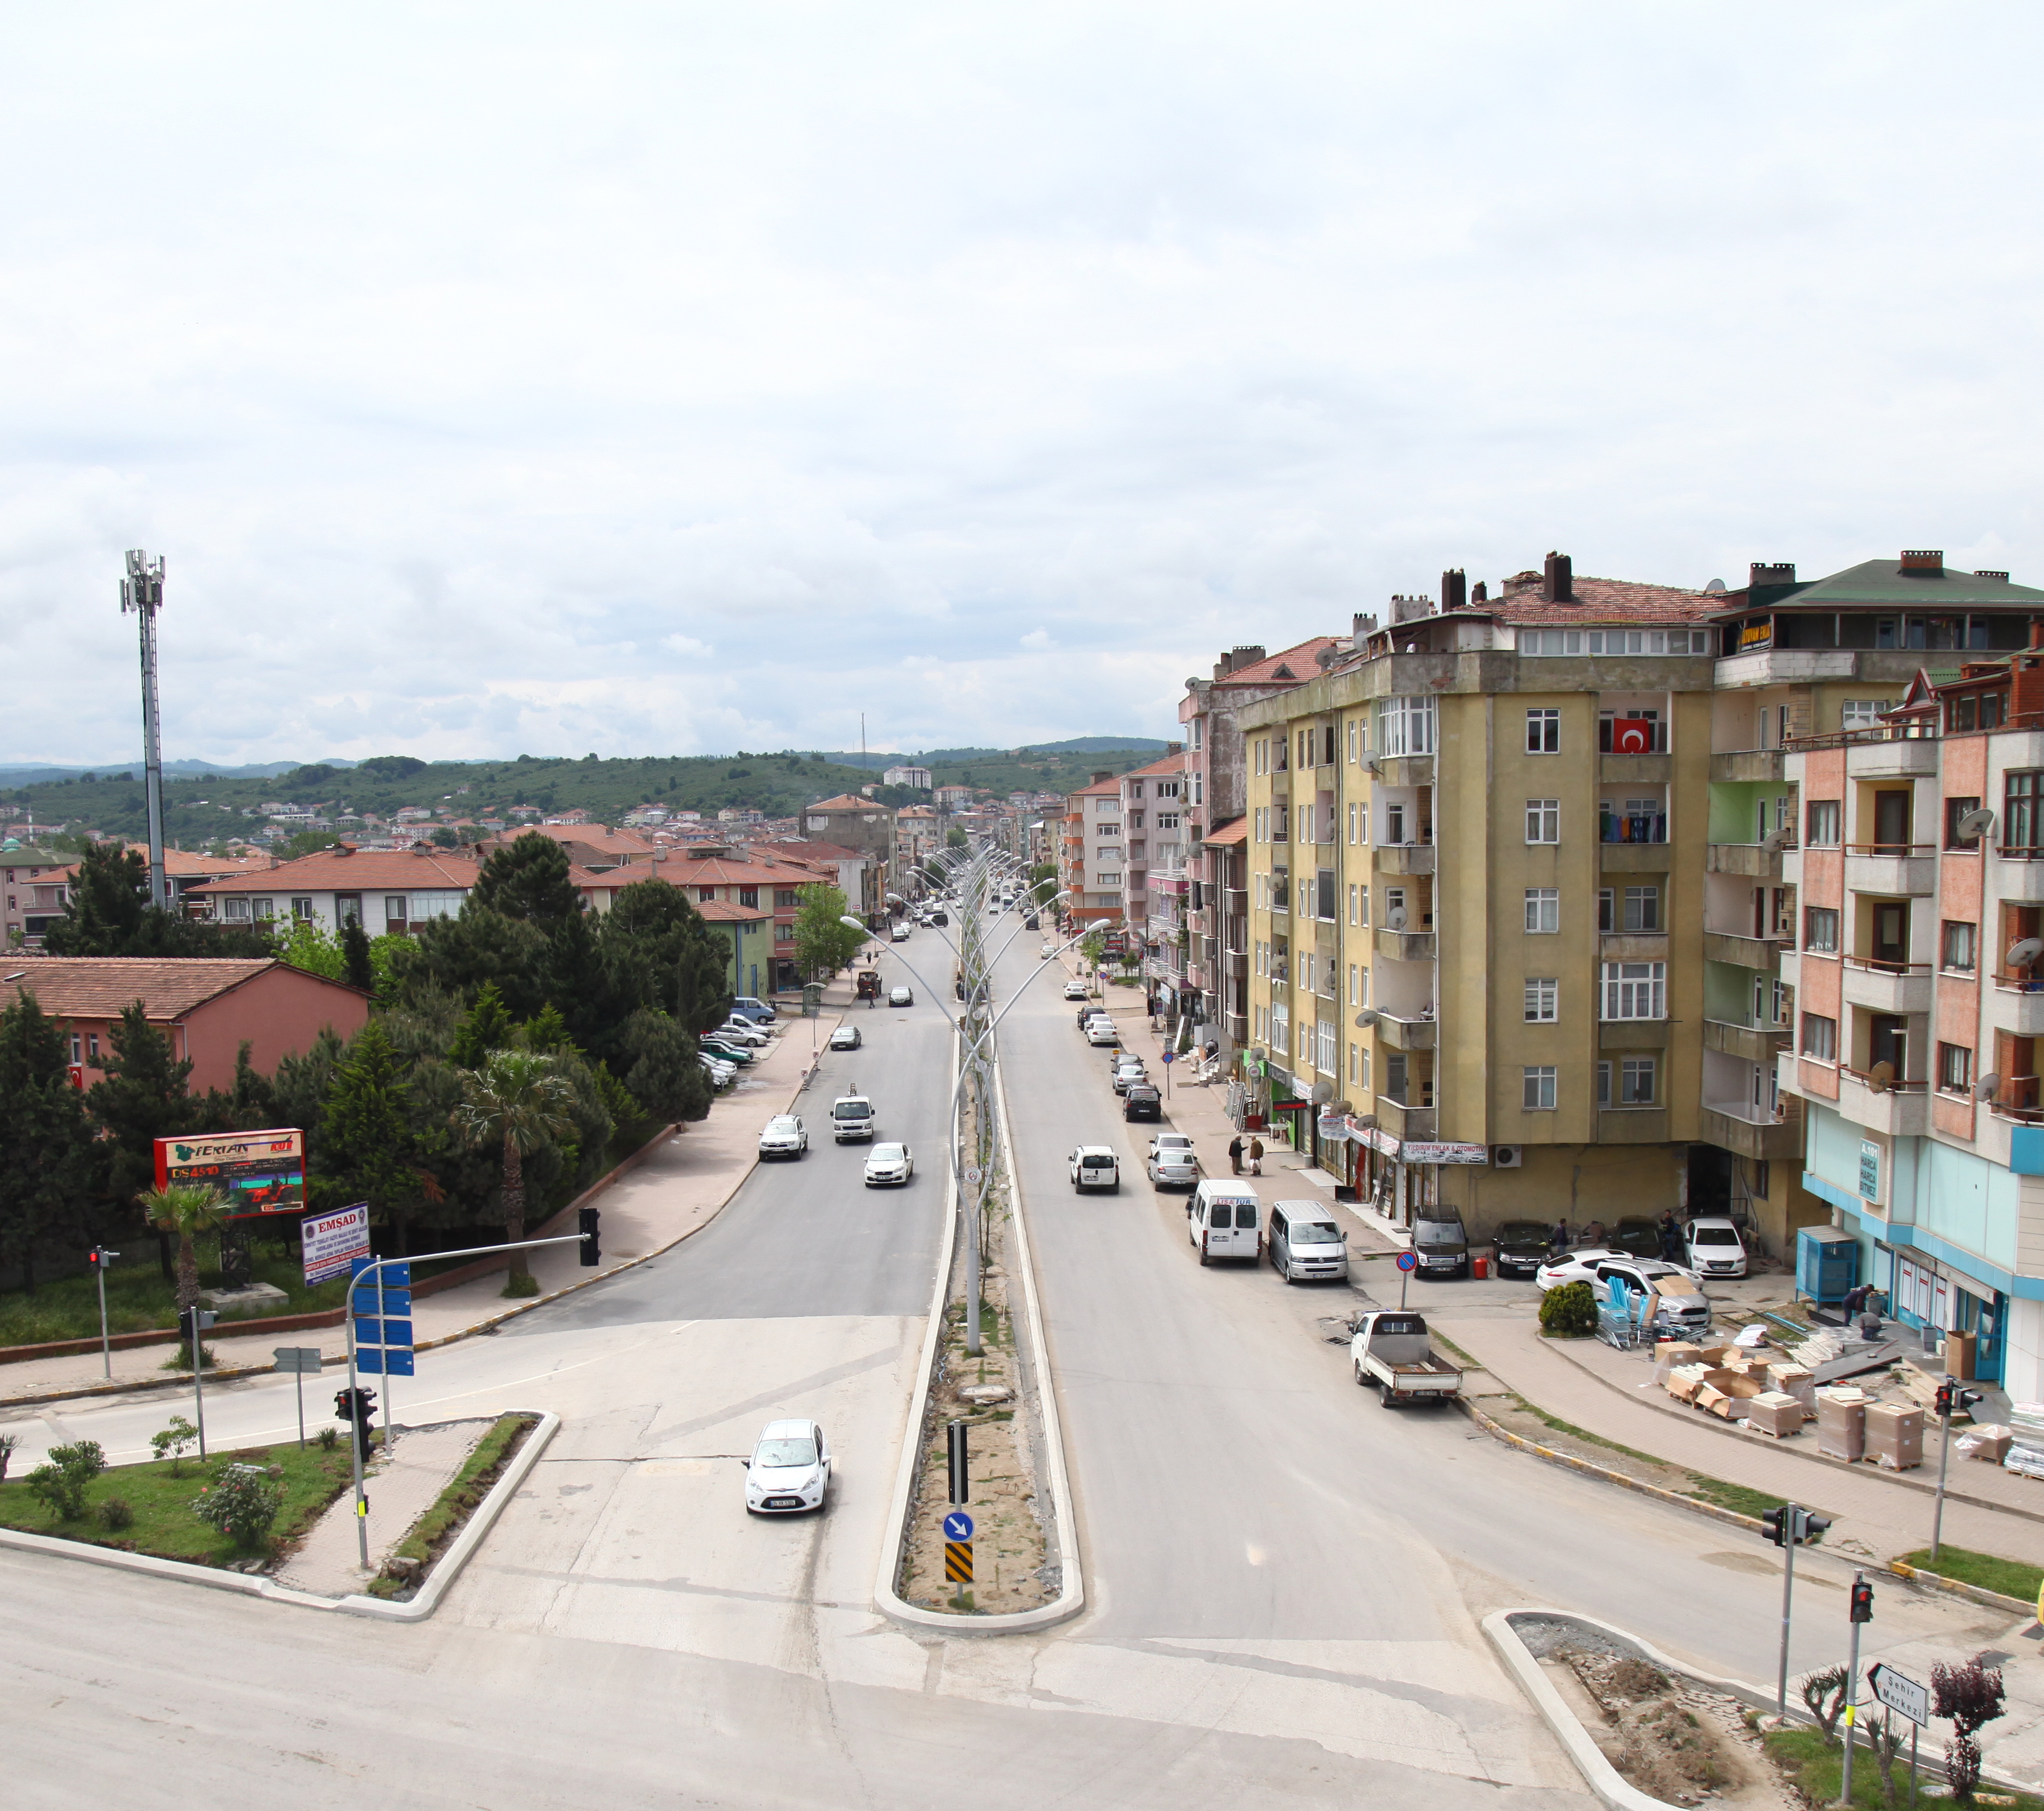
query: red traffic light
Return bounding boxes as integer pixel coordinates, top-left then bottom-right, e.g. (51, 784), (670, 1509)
(1849, 1576), (1874, 1624)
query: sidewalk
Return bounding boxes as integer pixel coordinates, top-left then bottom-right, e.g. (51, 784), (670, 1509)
(0, 992), (848, 1412)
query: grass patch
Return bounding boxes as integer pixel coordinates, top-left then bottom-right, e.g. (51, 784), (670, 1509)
(1899, 1544), (2044, 1604)
(0, 1440), (355, 1566)
(1764, 1723), (2044, 1810)
(1511, 1398), (1669, 1470)
(1682, 1474), (1796, 1522)
(1431, 1330), (1476, 1366)
(0, 1246), (352, 1348)
(365, 1414), (532, 1598)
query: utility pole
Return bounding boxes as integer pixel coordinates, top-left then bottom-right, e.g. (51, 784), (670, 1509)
(120, 550), (169, 910)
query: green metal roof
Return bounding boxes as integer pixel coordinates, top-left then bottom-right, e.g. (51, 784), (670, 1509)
(1777, 558), (2044, 609)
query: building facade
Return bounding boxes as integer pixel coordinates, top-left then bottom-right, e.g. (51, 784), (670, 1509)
(1059, 773), (1128, 929)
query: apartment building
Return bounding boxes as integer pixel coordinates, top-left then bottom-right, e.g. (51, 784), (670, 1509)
(1060, 773), (1128, 928)
(1760, 555), (2044, 1395)
(1114, 749), (1188, 996)
(1238, 554), (1812, 1239)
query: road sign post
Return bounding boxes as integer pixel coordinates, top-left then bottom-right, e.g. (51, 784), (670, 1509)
(1161, 1047), (1174, 1099)
(184, 1307), (218, 1456)
(1395, 1247), (1416, 1309)
(1929, 1379), (1986, 1563)
(947, 1419), (969, 1506)
(273, 1346), (322, 1447)
(1868, 1663), (1928, 1807)
(89, 1246), (119, 1378)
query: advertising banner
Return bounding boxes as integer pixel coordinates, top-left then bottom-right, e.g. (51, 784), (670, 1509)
(302, 1202), (372, 1286)
(1401, 1141), (1490, 1166)
(154, 1127), (305, 1216)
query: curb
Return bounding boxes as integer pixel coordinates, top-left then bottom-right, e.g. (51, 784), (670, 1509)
(0, 1410), (559, 1622)
(1885, 1558), (2037, 1620)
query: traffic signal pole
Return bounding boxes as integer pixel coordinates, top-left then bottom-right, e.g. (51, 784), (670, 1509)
(1777, 1512), (1796, 1718)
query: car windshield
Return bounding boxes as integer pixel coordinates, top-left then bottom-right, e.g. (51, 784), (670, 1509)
(754, 1438), (817, 1469)
(1414, 1219), (1463, 1246)
(767, 1119), (797, 1133)
(1289, 1222), (1342, 1244)
(833, 1102), (869, 1120)
(1081, 1155), (1113, 1169)
(1497, 1221), (1547, 1244)
(1692, 1226), (1740, 1245)
(870, 1145), (906, 1161)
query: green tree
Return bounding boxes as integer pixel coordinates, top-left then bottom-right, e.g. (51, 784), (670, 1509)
(448, 981), (515, 1069)
(598, 878), (729, 1030)
(87, 1004), (198, 1278)
(946, 827), (968, 849)
(791, 883), (866, 980)
(470, 833), (584, 925)
(453, 1050), (576, 1292)
(274, 919), (345, 980)
(339, 919), (375, 993)
(44, 842), (273, 958)
(613, 1008), (712, 1122)
(401, 909), (553, 1021)
(321, 1023), (418, 1242)
(140, 1181), (232, 1322)
(0, 992), (96, 1293)
(280, 830), (341, 859)
(1027, 861), (1058, 907)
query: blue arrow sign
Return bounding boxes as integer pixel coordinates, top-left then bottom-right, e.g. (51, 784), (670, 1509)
(943, 1510), (974, 1541)
(1396, 1250), (1417, 1272)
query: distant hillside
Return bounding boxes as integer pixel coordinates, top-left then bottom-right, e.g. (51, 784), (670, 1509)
(1020, 736), (1171, 755)
(0, 757), (355, 789)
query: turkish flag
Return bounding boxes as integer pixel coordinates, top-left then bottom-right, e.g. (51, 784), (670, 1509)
(1612, 717), (1654, 755)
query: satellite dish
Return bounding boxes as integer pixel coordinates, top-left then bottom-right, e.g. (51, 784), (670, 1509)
(1363, 757), (1381, 775)
(1955, 807), (1996, 843)
(1311, 1079), (1335, 1105)
(1976, 1072), (2002, 1101)
(1867, 1059), (1895, 1094)
(1703, 578), (1728, 594)
(1353, 1010), (1378, 1029)
(2008, 939), (2044, 970)
(1387, 909), (1408, 932)
(1351, 1114), (1378, 1132)
(1761, 827), (1791, 853)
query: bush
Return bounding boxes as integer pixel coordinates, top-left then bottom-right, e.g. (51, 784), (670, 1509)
(501, 1272), (541, 1299)
(0, 1432), (16, 1482)
(192, 1465), (284, 1549)
(1539, 1280), (1599, 1339)
(97, 1497), (135, 1532)
(25, 1440), (107, 1521)
(317, 1424), (339, 1450)
(151, 1415), (200, 1476)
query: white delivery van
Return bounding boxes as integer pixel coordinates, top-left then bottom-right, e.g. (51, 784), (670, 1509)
(1188, 1179), (1260, 1265)
(830, 1095), (877, 1142)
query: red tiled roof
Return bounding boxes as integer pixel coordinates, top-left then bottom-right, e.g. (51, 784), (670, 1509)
(1, 956), (366, 1019)
(189, 849), (479, 894)
(1120, 753), (1186, 781)
(1200, 818), (1249, 847)
(804, 794), (880, 812)
(694, 898), (771, 922)
(1484, 576), (1715, 626)
(763, 839), (867, 862)
(1214, 637), (1344, 687)
(1070, 779), (1121, 798)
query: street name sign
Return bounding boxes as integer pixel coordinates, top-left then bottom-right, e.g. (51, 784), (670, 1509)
(1867, 1663), (1929, 1726)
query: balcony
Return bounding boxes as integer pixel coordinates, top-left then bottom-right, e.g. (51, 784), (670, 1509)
(1708, 841), (1785, 880)
(1375, 1096), (1436, 1140)
(1699, 1099), (1803, 1160)
(1990, 972), (2044, 1036)
(1373, 844), (1435, 875)
(1375, 927), (1436, 963)
(1845, 738), (1940, 780)
(1374, 754), (1435, 788)
(1372, 1011), (1436, 1052)
(1711, 749), (1786, 783)
(1702, 929), (1786, 969)
(1703, 1018), (1791, 1064)
(1843, 845), (1937, 896)
(1601, 842), (1671, 873)
(1600, 810), (1668, 845)
(1991, 1075), (2044, 1126)
(1600, 932), (1669, 962)
(1994, 850), (2044, 904)
(1835, 1067), (1930, 1136)
(1600, 753), (1673, 784)
(1840, 958), (1933, 1015)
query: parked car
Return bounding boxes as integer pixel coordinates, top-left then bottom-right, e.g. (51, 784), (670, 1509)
(1683, 1216), (1749, 1278)
(888, 985), (913, 1007)
(1086, 1020), (1119, 1047)
(699, 1053), (735, 1087)
(863, 1142), (914, 1187)
(829, 1024), (862, 1051)
(1189, 1179), (1260, 1264)
(729, 997), (778, 1026)
(1587, 1258), (1714, 1338)
(1040, 942), (1056, 958)
(1147, 1143), (1198, 1187)
(718, 1018), (772, 1045)
(830, 1095), (877, 1142)
(1410, 1212), (1469, 1279)
(744, 1418), (831, 1514)
(1111, 1059), (1148, 1095)
(1611, 1217), (1662, 1259)
(930, 910), (948, 926)
(700, 1038), (756, 1066)
(1123, 1084), (1162, 1121)
(1063, 981), (1089, 1001)
(1269, 1201), (1349, 1283)
(1350, 1311), (1461, 1407)
(1537, 1246), (1666, 1291)
(758, 1115), (807, 1159)
(1069, 1147), (1120, 1192)
(1491, 1219), (1552, 1279)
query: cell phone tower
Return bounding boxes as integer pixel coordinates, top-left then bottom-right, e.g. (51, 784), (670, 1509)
(120, 550), (169, 912)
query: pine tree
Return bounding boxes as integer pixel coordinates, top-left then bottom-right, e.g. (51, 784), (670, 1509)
(0, 993), (97, 1292)
(84, 1003), (198, 1279)
(470, 834), (583, 925)
(340, 919), (375, 993)
(321, 1023), (418, 1244)
(449, 981), (514, 1068)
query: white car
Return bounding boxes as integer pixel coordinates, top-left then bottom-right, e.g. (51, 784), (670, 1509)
(889, 986), (913, 1007)
(1040, 942), (1056, 958)
(1063, 980), (1088, 1001)
(890, 925), (910, 942)
(1537, 1249), (1700, 1294)
(1085, 1020), (1119, 1047)
(1111, 1060), (1147, 1095)
(699, 1053), (736, 1086)
(1069, 1147), (1120, 1192)
(718, 1019), (772, 1047)
(758, 1115), (807, 1159)
(1684, 1216), (1749, 1278)
(744, 1419), (831, 1515)
(863, 1142), (915, 1187)
(1147, 1146), (1199, 1189)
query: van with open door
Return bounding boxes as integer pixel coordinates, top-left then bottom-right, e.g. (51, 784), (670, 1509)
(1189, 1179), (1261, 1265)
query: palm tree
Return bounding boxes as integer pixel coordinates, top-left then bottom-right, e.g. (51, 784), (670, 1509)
(139, 1182), (232, 1326)
(454, 1050), (576, 1292)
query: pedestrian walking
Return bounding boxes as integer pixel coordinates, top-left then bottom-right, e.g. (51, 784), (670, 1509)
(1227, 1135), (1243, 1176)
(1549, 1219), (1569, 1258)
(1247, 1136), (1263, 1178)
(1657, 1210), (1682, 1262)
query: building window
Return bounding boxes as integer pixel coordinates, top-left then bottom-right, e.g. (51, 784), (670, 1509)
(1346, 803), (1357, 845)
(1271, 1006), (1289, 1055)
(1347, 722), (1360, 763)
(1802, 1012), (1838, 1061)
(1522, 1066), (1557, 1110)
(1317, 869), (1336, 920)
(1841, 699), (1891, 727)
(1347, 884), (1358, 926)
(1298, 952), (1315, 993)
(1525, 799), (1560, 843)
(1805, 799), (1841, 847)
(1945, 796), (1983, 849)
(2008, 771), (2044, 853)
(739, 887), (759, 909)
(69, 1033), (81, 1064)
(1600, 961), (1665, 1020)
(775, 923), (793, 942)
(1272, 805), (1288, 841)
(1525, 709), (1560, 754)
(290, 896), (315, 920)
(1348, 963), (1360, 1006)
(1254, 1005), (1268, 1041)
(86, 1033), (100, 1061)
(1942, 920), (1977, 973)
(1804, 907), (1840, 953)
(777, 890), (799, 907)
(1254, 739), (1268, 776)
(1348, 1041), (1360, 1084)
(222, 896), (251, 921)
(253, 898), (276, 921)
(1356, 886), (1369, 929)
(1317, 1021), (1337, 1075)
(1524, 888), (1559, 933)
(1375, 695), (1437, 757)
(1939, 1042), (1974, 1094)
(1617, 1056), (1657, 1106)
(1524, 977), (1558, 1022)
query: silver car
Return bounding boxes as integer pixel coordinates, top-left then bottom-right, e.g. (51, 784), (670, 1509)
(1147, 1146), (1200, 1189)
(744, 1419), (830, 1514)
(758, 1115), (807, 1159)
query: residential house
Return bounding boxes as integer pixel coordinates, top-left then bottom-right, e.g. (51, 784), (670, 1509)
(188, 845), (481, 936)
(1059, 774), (1127, 929)
(798, 796), (896, 911)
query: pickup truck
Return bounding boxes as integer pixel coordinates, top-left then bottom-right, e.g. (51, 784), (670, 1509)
(1349, 1310), (1463, 1408)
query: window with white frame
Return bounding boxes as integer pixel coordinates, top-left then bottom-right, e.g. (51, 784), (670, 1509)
(1270, 1004), (1289, 1055)
(1600, 961), (1665, 1020)
(1524, 977), (1558, 1022)
(1357, 886), (1369, 928)
(1523, 1066), (1557, 1110)
(1156, 812), (1180, 830)
(222, 896), (251, 921)
(1348, 963), (1360, 1006)
(1939, 1041), (1973, 1094)
(1254, 1004), (1268, 1041)
(253, 898), (277, 920)
(1804, 906), (1839, 953)
(1518, 627), (1711, 655)
(1347, 722), (1359, 763)
(1526, 708), (1560, 753)
(1298, 952), (1315, 993)
(1525, 888), (1559, 933)
(1317, 1020), (1337, 1075)
(1298, 878), (1313, 918)
(1525, 798), (1560, 843)
(1346, 803), (1357, 844)
(1355, 966), (1368, 1007)
(1802, 1012), (1838, 1061)
(1841, 699), (1892, 727)
(1616, 1056), (1657, 1106)
(1375, 695), (1437, 756)
(1348, 1041), (1360, 1084)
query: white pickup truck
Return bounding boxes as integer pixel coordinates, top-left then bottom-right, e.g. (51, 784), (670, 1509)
(1349, 1310), (1463, 1409)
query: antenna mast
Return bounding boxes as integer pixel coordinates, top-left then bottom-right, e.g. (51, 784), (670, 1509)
(121, 550), (169, 912)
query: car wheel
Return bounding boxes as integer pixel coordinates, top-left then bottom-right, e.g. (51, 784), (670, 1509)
(1198, 1237), (1210, 1266)
(1354, 1359), (1366, 1386)
(1379, 1387), (1397, 1409)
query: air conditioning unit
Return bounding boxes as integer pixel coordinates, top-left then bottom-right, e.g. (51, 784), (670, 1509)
(1491, 1145), (1523, 1169)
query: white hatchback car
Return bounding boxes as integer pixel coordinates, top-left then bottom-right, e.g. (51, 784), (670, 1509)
(1683, 1216), (1749, 1278)
(889, 986), (914, 1007)
(745, 1419), (831, 1515)
(863, 1142), (914, 1187)
(758, 1115), (807, 1159)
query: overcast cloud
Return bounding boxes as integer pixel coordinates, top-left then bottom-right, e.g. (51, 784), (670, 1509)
(2, 3), (2040, 764)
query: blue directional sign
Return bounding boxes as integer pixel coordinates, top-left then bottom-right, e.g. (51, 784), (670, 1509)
(1396, 1250), (1417, 1272)
(353, 1318), (413, 1349)
(356, 1346), (415, 1376)
(943, 1510), (975, 1541)
(352, 1258), (411, 1287)
(352, 1287), (413, 1317)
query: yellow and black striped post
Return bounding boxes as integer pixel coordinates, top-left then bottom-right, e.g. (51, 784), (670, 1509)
(943, 1541), (973, 1584)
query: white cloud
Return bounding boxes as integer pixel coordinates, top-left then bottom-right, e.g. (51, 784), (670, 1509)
(2, 4), (2042, 762)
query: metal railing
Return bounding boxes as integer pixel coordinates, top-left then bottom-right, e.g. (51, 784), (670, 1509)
(1845, 841), (1936, 857)
(1841, 955), (1932, 976)
(1842, 1066), (1927, 1093)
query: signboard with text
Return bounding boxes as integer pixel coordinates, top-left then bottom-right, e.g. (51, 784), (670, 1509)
(1401, 1142), (1489, 1166)
(154, 1128), (305, 1216)
(302, 1202), (372, 1285)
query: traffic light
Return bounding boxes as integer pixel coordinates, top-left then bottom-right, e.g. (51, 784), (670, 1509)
(333, 1386), (377, 1460)
(87, 1246), (119, 1274)
(1935, 1379), (1954, 1418)
(1760, 1507), (1789, 1547)
(1760, 1504), (1831, 1547)
(1797, 1510), (1832, 1543)
(182, 1306), (217, 1348)
(578, 1206), (601, 1267)
(1960, 1387), (1987, 1417)
(1850, 1575), (1875, 1623)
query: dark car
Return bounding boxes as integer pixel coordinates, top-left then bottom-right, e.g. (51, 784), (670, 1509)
(1491, 1219), (1551, 1278)
(1612, 1217), (1662, 1259)
(1024, 914), (1040, 929)
(930, 911), (948, 926)
(1123, 1084), (1162, 1121)
(1411, 1212), (1469, 1279)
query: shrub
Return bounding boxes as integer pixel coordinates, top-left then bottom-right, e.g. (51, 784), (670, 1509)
(317, 1424), (339, 1450)
(501, 1272), (541, 1299)
(1539, 1280), (1598, 1339)
(152, 1415), (200, 1476)
(192, 1465), (285, 1549)
(98, 1497), (135, 1532)
(0, 1432), (16, 1482)
(1932, 1655), (2007, 1801)
(25, 1441), (106, 1522)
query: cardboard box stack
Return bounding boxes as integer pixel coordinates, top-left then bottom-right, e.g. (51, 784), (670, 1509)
(1865, 1402), (1924, 1471)
(1745, 1392), (1807, 1438)
(1767, 1362), (1816, 1412)
(2005, 1404), (2044, 1480)
(1958, 1424), (2012, 1464)
(1817, 1388), (1868, 1461)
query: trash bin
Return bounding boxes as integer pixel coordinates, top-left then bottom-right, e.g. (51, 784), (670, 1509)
(1472, 1255), (1488, 1281)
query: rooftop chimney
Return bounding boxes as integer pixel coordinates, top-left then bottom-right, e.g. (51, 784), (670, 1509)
(1092, 771), (1113, 785)
(1977, 570), (2011, 582)
(1352, 612), (1378, 639)
(1440, 568), (1468, 612)
(1391, 593), (1431, 624)
(1471, 580), (1488, 602)
(1749, 562), (1795, 590)
(1214, 643), (1266, 678)
(1901, 549), (1945, 573)
(1542, 552), (1574, 602)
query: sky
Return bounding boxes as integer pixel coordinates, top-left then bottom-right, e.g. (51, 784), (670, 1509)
(2, 3), (2041, 766)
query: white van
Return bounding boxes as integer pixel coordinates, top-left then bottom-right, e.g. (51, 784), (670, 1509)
(1188, 1179), (1260, 1265)
(830, 1095), (877, 1142)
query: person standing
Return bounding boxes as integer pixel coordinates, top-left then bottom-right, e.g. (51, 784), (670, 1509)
(1247, 1136), (1264, 1178)
(1657, 1210), (1683, 1262)
(1227, 1135), (1244, 1176)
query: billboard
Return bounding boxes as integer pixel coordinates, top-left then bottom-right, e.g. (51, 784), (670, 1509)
(153, 1127), (306, 1216)
(302, 1201), (372, 1285)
